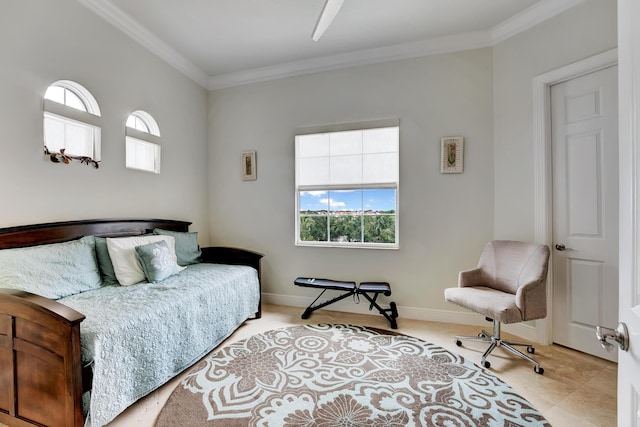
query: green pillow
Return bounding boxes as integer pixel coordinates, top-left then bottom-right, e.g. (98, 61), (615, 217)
(135, 240), (182, 283)
(153, 228), (201, 266)
(95, 237), (119, 286)
(0, 236), (101, 300)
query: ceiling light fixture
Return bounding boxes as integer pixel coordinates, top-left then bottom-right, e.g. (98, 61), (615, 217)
(312, 0), (344, 42)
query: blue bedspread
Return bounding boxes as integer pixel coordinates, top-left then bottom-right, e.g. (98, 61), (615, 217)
(59, 263), (260, 427)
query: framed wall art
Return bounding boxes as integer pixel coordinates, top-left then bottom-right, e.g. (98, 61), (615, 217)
(241, 150), (257, 181)
(440, 136), (464, 174)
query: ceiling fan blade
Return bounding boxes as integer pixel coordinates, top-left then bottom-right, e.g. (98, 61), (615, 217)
(312, 0), (344, 42)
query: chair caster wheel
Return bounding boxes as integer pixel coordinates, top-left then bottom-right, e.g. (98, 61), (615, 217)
(527, 346), (535, 354)
(481, 360), (491, 369)
(534, 366), (544, 375)
(455, 340), (462, 347)
(478, 332), (487, 338)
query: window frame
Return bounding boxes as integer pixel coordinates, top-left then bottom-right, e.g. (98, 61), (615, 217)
(43, 80), (101, 160)
(125, 110), (161, 174)
(295, 119), (400, 249)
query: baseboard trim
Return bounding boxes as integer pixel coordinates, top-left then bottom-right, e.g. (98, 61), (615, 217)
(262, 292), (540, 343)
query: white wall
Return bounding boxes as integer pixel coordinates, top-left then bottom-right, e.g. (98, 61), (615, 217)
(0, 0), (618, 326)
(0, 1), (210, 239)
(493, 0), (617, 240)
(208, 49), (495, 315)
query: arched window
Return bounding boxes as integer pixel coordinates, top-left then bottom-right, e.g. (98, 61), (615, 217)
(125, 110), (161, 174)
(43, 80), (101, 162)
(126, 110), (160, 136)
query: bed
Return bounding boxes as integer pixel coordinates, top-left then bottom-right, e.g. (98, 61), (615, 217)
(0, 218), (263, 427)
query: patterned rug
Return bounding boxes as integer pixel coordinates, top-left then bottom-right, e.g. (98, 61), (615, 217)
(156, 324), (550, 426)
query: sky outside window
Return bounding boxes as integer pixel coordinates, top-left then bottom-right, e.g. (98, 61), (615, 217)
(299, 189), (395, 212)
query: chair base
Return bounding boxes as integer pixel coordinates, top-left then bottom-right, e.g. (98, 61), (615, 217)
(454, 319), (544, 375)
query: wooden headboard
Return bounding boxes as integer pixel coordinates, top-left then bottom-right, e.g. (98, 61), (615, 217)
(0, 218), (191, 250)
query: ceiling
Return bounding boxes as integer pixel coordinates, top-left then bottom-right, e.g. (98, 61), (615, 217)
(79, 0), (584, 89)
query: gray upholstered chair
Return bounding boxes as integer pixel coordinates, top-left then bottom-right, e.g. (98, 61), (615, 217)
(444, 240), (550, 374)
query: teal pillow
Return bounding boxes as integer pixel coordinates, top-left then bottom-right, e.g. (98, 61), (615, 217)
(0, 236), (101, 300)
(153, 228), (201, 266)
(95, 237), (119, 286)
(135, 240), (182, 283)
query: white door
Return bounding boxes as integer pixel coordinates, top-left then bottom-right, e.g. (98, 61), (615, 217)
(551, 65), (618, 361)
(617, 0), (640, 423)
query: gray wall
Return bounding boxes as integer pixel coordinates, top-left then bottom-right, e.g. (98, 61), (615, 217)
(208, 49), (495, 314)
(493, 0), (618, 240)
(208, 0), (618, 320)
(0, 0), (210, 239)
(0, 0), (618, 322)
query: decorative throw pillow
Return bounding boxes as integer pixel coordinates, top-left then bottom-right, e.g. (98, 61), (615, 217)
(106, 235), (183, 286)
(94, 237), (119, 286)
(153, 228), (201, 266)
(135, 240), (182, 283)
(0, 236), (101, 300)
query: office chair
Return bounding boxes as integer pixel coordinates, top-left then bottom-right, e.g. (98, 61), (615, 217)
(444, 240), (550, 374)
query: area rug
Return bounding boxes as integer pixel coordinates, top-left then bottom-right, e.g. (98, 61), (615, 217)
(156, 324), (550, 426)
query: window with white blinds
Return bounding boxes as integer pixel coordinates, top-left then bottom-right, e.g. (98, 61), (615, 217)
(125, 110), (161, 174)
(43, 80), (101, 160)
(125, 137), (161, 174)
(295, 123), (399, 248)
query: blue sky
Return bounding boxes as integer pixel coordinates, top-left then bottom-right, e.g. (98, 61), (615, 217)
(299, 189), (396, 212)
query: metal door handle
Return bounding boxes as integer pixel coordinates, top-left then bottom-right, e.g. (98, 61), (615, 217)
(555, 243), (573, 251)
(596, 322), (629, 352)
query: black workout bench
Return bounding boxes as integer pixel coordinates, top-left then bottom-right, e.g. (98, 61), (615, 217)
(294, 277), (399, 329)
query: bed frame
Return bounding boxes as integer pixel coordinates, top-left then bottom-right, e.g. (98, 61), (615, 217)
(0, 218), (263, 427)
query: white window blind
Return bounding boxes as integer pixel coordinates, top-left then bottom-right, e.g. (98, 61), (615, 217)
(126, 136), (160, 174)
(296, 127), (399, 190)
(43, 80), (101, 161)
(295, 122), (399, 249)
(43, 112), (99, 159)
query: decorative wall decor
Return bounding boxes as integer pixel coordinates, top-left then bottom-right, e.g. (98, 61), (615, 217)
(440, 136), (463, 173)
(241, 150), (256, 180)
(44, 146), (100, 169)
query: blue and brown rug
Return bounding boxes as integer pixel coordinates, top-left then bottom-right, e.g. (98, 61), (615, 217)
(156, 324), (550, 426)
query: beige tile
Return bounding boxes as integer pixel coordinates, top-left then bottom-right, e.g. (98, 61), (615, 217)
(544, 405), (600, 427)
(556, 384), (617, 426)
(3, 303), (614, 427)
(585, 365), (617, 399)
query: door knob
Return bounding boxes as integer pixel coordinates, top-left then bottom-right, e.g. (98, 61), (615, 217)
(555, 243), (566, 251)
(596, 322), (629, 352)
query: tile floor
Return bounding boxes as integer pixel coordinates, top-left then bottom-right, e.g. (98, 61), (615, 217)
(105, 304), (617, 427)
(1, 303), (616, 426)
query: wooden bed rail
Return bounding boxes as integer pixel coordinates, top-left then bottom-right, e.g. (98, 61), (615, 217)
(0, 290), (85, 427)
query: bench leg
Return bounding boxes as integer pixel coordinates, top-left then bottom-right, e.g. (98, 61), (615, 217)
(359, 292), (399, 329)
(301, 289), (357, 320)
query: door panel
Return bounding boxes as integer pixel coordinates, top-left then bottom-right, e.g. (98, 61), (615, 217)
(551, 65), (618, 361)
(618, 0), (640, 423)
(567, 132), (601, 236)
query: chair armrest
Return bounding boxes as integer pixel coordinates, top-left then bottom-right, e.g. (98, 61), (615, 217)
(515, 245), (550, 320)
(515, 278), (547, 321)
(458, 267), (484, 287)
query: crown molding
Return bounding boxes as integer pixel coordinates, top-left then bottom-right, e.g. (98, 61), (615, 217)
(208, 31), (492, 90)
(78, 0), (210, 88)
(80, 0), (586, 90)
(491, 0), (585, 44)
